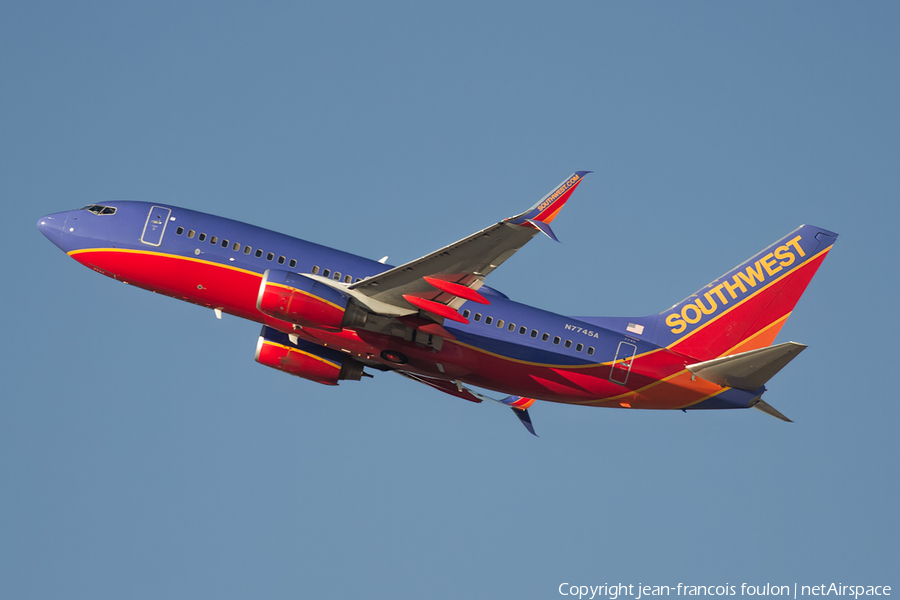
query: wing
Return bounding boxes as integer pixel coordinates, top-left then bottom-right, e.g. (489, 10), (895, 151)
(395, 371), (539, 436)
(348, 171), (590, 322)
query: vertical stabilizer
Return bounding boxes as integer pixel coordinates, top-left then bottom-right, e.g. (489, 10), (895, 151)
(657, 225), (837, 361)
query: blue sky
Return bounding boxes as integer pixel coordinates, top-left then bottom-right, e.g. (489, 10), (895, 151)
(2, 2), (898, 598)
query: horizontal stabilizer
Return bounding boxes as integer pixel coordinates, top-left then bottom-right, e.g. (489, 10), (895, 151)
(686, 341), (807, 391)
(750, 398), (793, 423)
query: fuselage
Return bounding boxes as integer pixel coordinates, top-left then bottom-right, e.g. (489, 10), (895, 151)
(38, 201), (759, 411)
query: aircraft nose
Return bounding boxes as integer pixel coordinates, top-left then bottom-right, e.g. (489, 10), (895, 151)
(37, 212), (68, 249)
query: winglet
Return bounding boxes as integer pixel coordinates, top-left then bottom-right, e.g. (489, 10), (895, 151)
(527, 219), (560, 242)
(512, 407), (538, 437)
(498, 395), (538, 436)
(507, 171), (591, 230)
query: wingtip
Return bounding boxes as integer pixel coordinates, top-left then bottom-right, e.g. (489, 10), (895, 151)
(512, 407), (539, 436)
(526, 219), (560, 242)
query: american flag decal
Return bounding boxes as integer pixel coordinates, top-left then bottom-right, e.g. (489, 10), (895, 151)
(626, 323), (644, 335)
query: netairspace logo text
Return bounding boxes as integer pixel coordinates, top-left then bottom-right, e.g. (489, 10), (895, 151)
(558, 584), (892, 600)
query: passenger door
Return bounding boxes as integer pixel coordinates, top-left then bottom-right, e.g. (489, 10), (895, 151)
(140, 206), (172, 246)
(609, 341), (637, 385)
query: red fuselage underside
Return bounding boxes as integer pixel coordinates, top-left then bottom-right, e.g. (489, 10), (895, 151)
(68, 247), (826, 410)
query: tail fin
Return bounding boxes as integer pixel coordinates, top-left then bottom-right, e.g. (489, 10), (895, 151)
(658, 225), (838, 361)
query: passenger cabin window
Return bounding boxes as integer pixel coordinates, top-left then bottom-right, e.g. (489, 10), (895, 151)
(542, 333), (550, 342)
(210, 236), (218, 244)
(278, 256), (286, 265)
(333, 272), (341, 280)
(255, 249), (263, 258)
(519, 326), (526, 335)
(244, 246), (252, 254)
(565, 340), (572, 349)
(221, 239), (229, 248)
(508, 323), (515, 332)
(474, 313), (482, 322)
(497, 320), (504, 328)
(176, 227), (184, 235)
(233, 242), (240, 251)
(312, 266), (320, 275)
(587, 347), (595, 356)
(463, 310), (470, 318)
(188, 230), (195, 238)
(554, 336), (561, 345)
(323, 269), (331, 278)
(530, 329), (538, 338)
(576, 343), (584, 352)
(343, 275), (351, 283)
(266, 252), (274, 261)
(484, 316), (492, 325)
(290, 259), (297, 268)
(198, 233), (207, 241)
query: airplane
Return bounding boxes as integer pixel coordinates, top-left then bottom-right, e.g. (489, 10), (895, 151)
(37, 172), (838, 435)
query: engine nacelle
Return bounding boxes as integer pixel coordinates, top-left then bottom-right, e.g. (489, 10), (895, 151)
(257, 269), (348, 330)
(255, 326), (365, 385)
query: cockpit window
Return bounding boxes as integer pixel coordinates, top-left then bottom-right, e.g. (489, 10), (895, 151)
(81, 204), (117, 215)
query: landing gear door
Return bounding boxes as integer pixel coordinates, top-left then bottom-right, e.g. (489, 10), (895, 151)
(141, 205), (172, 246)
(610, 341), (637, 385)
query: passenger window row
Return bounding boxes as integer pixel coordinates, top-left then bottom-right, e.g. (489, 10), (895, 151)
(175, 226), (297, 268)
(311, 265), (362, 284)
(174, 228), (365, 283)
(173, 227), (590, 353)
(461, 309), (594, 355)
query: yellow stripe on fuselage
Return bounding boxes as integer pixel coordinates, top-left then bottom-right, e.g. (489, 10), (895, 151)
(70, 247), (348, 312)
(68, 247), (264, 279)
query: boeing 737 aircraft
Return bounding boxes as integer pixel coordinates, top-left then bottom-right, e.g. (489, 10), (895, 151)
(38, 173), (838, 434)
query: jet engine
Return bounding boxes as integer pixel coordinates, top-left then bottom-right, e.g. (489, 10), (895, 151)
(254, 326), (365, 385)
(256, 269), (348, 330)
